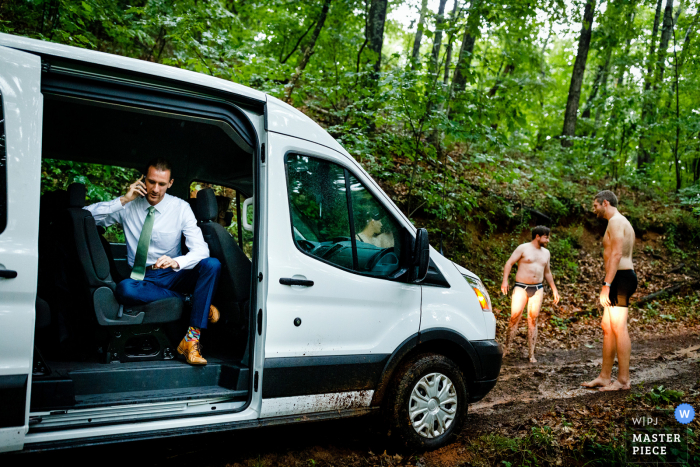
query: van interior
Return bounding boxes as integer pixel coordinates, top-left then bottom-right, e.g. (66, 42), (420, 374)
(31, 85), (257, 430)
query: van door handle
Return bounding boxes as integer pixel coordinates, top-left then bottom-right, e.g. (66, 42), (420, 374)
(279, 278), (314, 287)
(0, 270), (18, 279)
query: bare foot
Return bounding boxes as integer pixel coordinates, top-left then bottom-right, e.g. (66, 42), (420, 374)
(529, 356), (537, 363)
(502, 348), (508, 358)
(599, 380), (631, 392)
(581, 376), (611, 388)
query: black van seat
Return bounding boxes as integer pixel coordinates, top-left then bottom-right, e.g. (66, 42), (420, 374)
(65, 183), (184, 362)
(195, 189), (251, 326)
(35, 296), (51, 329)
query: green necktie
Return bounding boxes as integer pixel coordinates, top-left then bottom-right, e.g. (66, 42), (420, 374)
(130, 206), (156, 281)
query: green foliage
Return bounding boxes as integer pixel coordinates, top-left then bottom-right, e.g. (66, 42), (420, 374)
(4, 0), (700, 263)
(548, 226), (582, 282)
(41, 159), (139, 242)
(42, 159), (139, 203)
(628, 385), (686, 406)
(679, 184), (700, 216)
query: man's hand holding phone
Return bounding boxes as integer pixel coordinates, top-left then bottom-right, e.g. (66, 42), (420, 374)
(121, 176), (147, 205)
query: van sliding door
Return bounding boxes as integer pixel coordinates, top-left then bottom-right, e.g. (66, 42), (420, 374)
(0, 46), (43, 453)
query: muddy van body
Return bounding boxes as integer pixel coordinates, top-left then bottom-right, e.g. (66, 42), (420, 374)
(0, 33), (501, 452)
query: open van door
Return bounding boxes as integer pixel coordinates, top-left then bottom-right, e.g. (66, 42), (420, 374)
(0, 45), (42, 453)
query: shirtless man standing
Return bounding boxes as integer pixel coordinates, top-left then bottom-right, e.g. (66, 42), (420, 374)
(582, 190), (637, 391)
(501, 226), (560, 362)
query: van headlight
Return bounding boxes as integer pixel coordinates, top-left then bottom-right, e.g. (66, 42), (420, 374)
(463, 275), (492, 312)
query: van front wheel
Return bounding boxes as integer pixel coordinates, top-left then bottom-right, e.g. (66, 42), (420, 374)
(385, 353), (468, 449)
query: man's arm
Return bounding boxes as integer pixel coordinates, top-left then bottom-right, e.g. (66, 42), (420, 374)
(83, 176), (146, 227)
(501, 246), (523, 295)
(604, 219), (625, 283)
(600, 218), (624, 307)
(544, 252), (560, 305)
(83, 198), (124, 227)
(171, 204), (210, 271)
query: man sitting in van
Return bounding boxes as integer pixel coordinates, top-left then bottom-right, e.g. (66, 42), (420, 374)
(84, 158), (221, 366)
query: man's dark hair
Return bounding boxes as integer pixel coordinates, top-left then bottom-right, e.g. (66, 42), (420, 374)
(532, 225), (551, 239)
(594, 190), (618, 207)
(145, 157), (173, 179)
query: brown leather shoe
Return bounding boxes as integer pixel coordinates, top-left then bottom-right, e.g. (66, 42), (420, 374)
(208, 304), (220, 324)
(177, 338), (207, 365)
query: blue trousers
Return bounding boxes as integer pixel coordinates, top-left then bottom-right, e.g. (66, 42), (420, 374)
(116, 258), (221, 329)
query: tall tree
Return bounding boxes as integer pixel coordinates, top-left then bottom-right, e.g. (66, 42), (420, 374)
(561, 0), (597, 147)
(653, 0), (675, 88)
(367, 0), (389, 80)
(284, 0), (332, 103)
(450, 0), (481, 96)
(411, 0), (429, 69)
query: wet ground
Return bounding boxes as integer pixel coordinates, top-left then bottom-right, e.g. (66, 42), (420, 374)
(11, 327), (699, 467)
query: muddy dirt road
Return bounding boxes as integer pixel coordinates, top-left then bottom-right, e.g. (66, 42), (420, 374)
(12, 328), (699, 467)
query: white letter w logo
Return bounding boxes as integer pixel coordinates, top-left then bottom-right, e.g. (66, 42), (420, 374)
(680, 410), (691, 418)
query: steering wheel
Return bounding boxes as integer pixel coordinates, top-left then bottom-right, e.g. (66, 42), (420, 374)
(366, 247), (396, 271)
(319, 243), (343, 259)
(296, 239), (316, 252)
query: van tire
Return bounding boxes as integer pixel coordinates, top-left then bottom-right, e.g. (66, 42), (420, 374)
(384, 353), (468, 450)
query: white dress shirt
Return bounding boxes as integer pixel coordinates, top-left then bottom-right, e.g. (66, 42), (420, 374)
(84, 194), (209, 271)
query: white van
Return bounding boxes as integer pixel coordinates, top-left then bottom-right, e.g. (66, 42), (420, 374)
(0, 33), (501, 453)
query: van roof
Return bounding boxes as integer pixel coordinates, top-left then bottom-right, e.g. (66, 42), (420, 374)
(0, 33), (348, 157)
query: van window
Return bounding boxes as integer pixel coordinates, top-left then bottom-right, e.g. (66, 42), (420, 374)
(347, 173), (402, 277)
(41, 159), (138, 243)
(286, 154), (403, 278)
(190, 181), (253, 259)
(0, 92), (6, 234)
(286, 155), (353, 270)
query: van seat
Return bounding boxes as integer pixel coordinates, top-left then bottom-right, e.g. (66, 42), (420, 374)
(194, 188), (251, 351)
(65, 183), (184, 362)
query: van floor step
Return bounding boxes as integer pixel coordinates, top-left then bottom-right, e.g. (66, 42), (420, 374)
(71, 385), (246, 410)
(32, 358), (249, 411)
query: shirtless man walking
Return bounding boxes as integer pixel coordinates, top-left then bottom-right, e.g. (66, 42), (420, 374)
(501, 226), (560, 362)
(582, 190), (637, 391)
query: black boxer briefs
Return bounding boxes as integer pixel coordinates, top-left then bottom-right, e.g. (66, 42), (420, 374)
(609, 269), (638, 307)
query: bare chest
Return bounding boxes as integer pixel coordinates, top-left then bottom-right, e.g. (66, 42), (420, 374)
(519, 249), (547, 267)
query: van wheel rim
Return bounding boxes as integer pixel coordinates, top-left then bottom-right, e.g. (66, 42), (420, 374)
(409, 372), (457, 439)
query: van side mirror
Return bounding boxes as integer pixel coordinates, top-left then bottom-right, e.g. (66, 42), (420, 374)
(410, 228), (429, 283)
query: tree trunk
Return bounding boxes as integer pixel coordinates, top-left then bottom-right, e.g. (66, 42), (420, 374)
(581, 59), (607, 120)
(654, 0), (674, 88)
(284, 0), (332, 103)
(411, 0), (429, 69)
(561, 0), (596, 148)
(450, 0), (480, 95)
(644, 0), (664, 88)
(367, 0), (389, 80)
(638, 0), (664, 168)
(443, 0), (461, 85)
(592, 58), (611, 135)
(429, 0), (449, 75)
